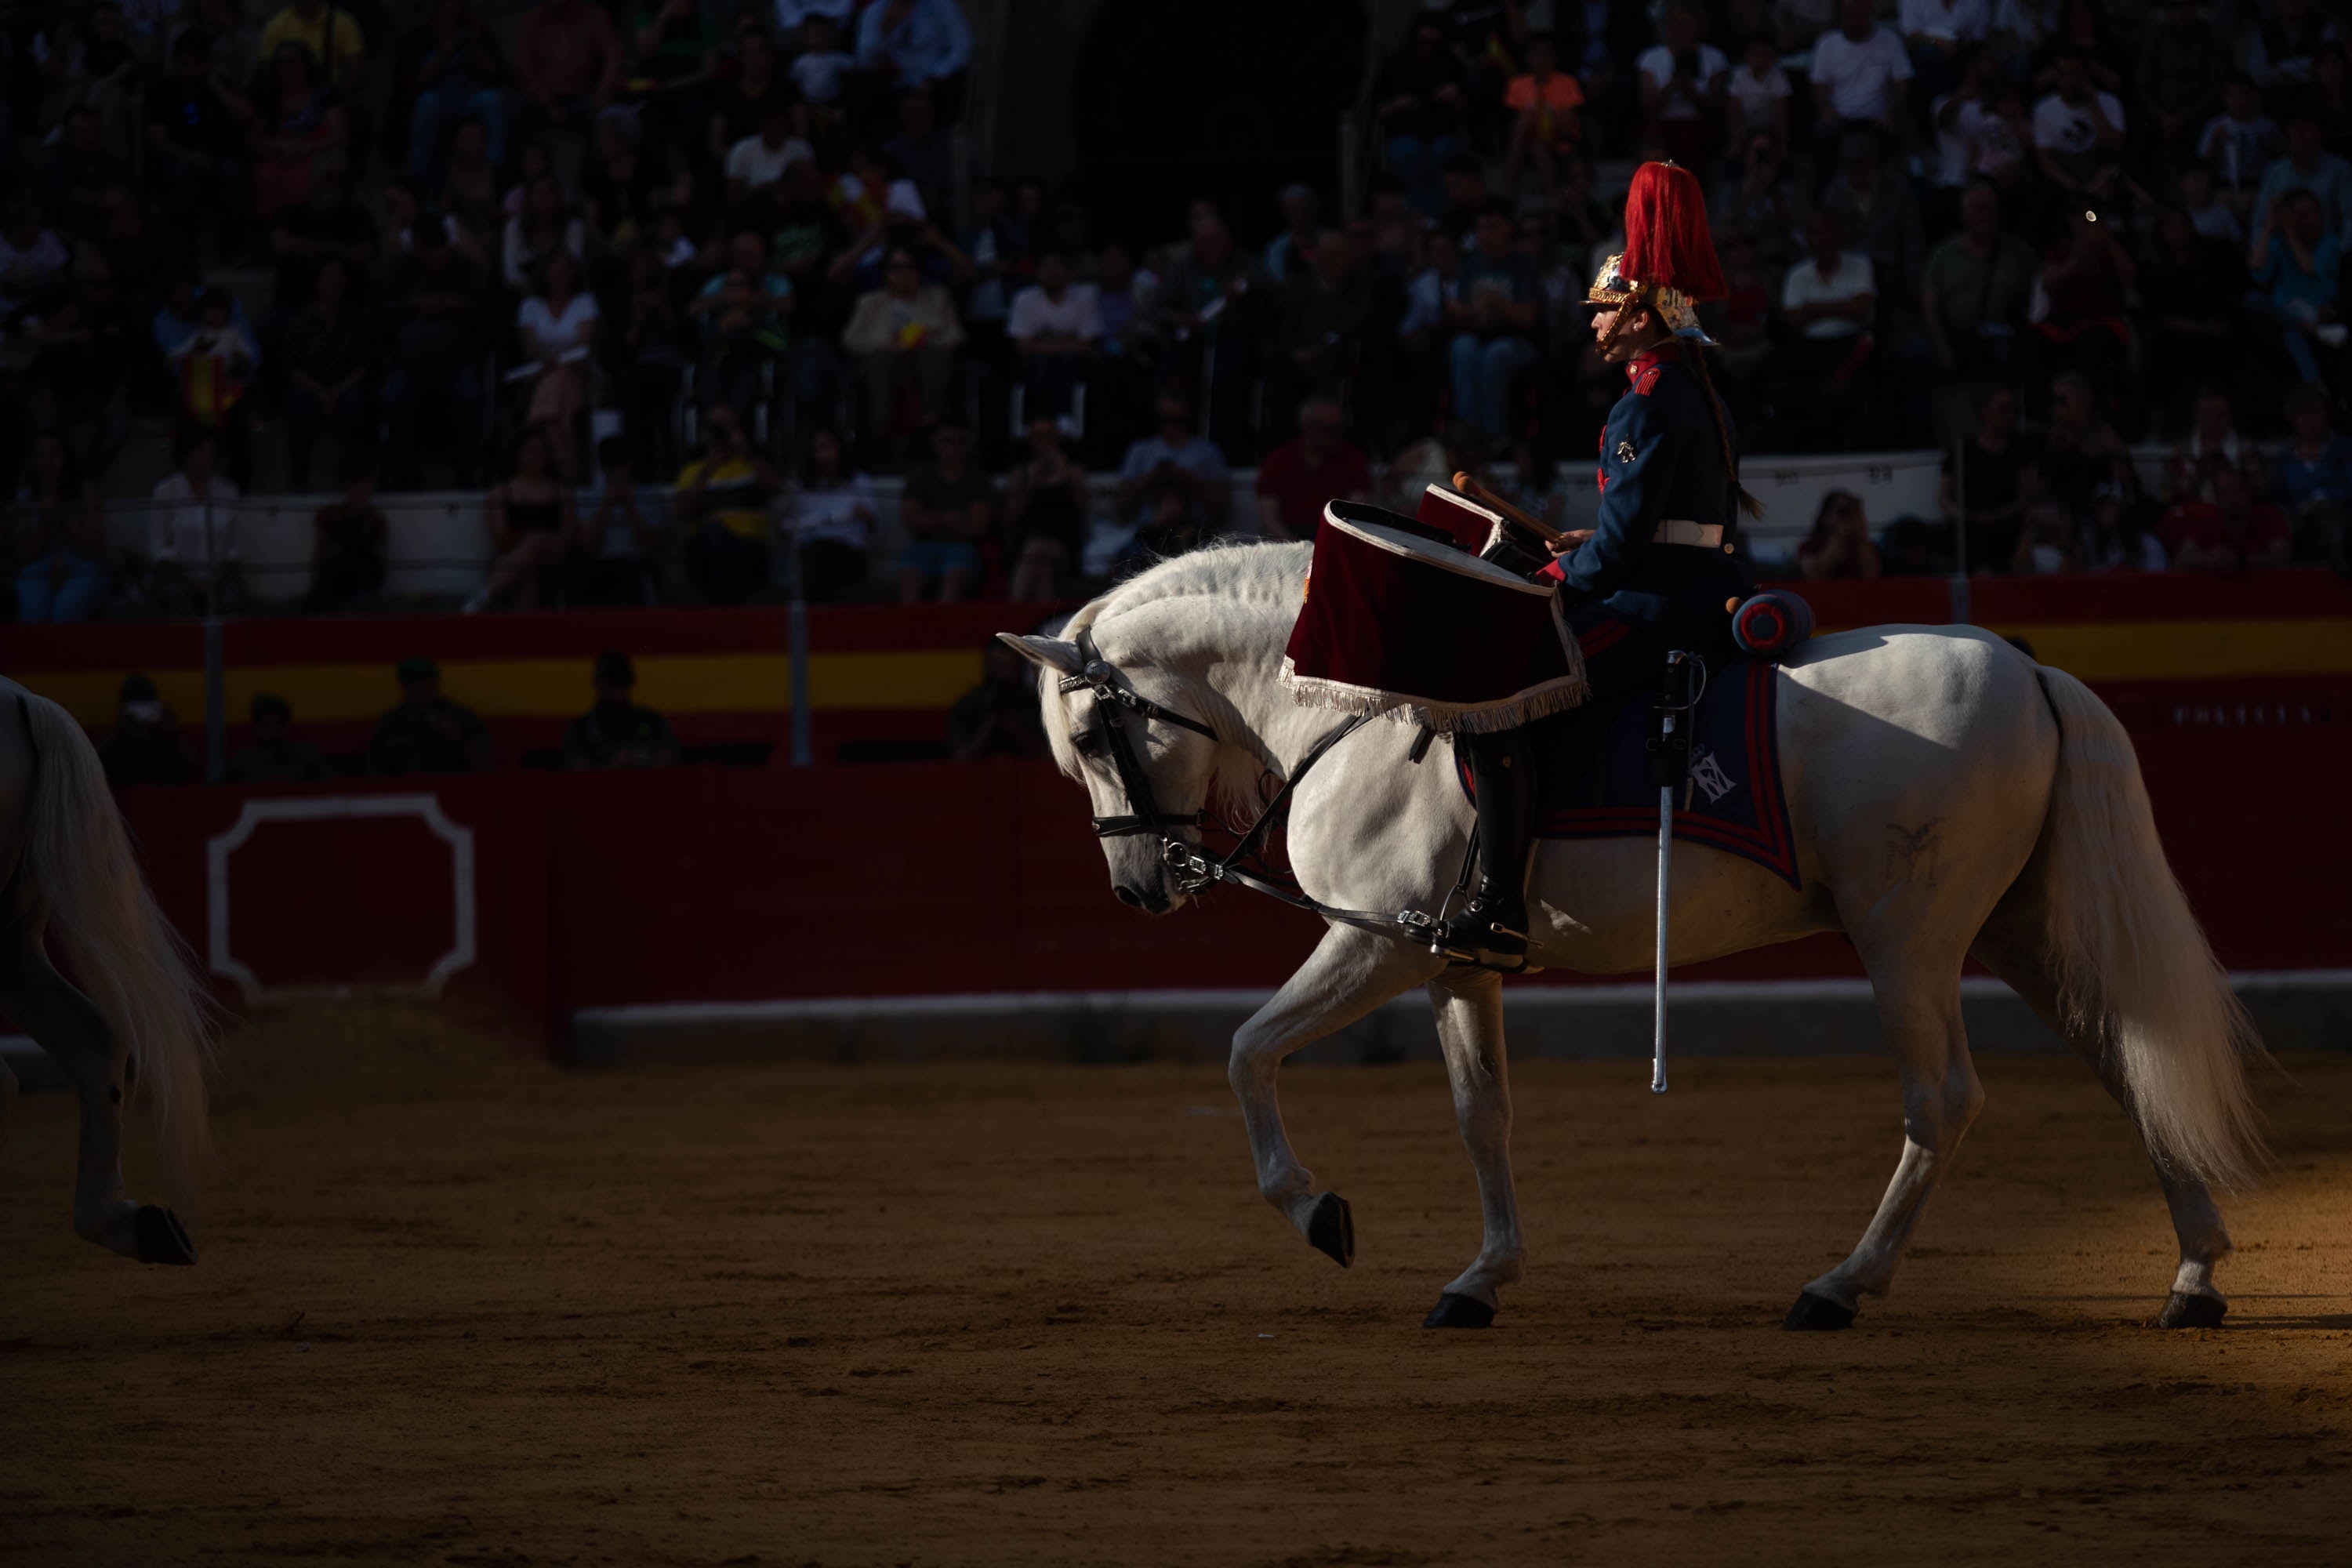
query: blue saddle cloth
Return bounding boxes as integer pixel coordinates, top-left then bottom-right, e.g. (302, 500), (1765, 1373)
(1457, 657), (1800, 888)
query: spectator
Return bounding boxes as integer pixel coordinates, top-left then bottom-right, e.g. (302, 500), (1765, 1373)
(2249, 0), (2339, 93)
(229, 692), (336, 782)
(1264, 184), (1322, 281)
(841, 244), (964, 444)
(100, 675), (197, 787)
(946, 639), (1049, 761)
(2276, 383), (2352, 565)
(2040, 371), (2136, 522)
(1773, 209), (1876, 445)
(284, 256), (376, 491)
(854, 0), (973, 119)
(270, 155), (376, 317)
(782, 426), (876, 601)
(884, 89), (955, 227)
(1007, 251), (1102, 425)
(516, 0), (623, 136)
(2086, 490), (2169, 573)
(30, 254), (136, 481)
(1255, 396), (1371, 543)
(2197, 73), (2281, 224)
(1275, 230), (1373, 408)
(99, 187), (187, 328)
(1712, 128), (1802, 274)
(1822, 132), (1926, 306)
(1636, 8), (1724, 171)
(2138, 0), (2232, 170)
(165, 291), (260, 488)
(257, 0), (365, 95)
(1151, 212), (1269, 456)
(397, 0), (513, 178)
(1900, 0), (1988, 102)
(1504, 33), (1588, 204)
(1809, 0), (1911, 165)
(371, 656), (493, 775)
(145, 28), (255, 248)
(0, 209), (71, 325)
(707, 27), (793, 171)
(2171, 463), (2291, 572)
(2177, 159), (2243, 244)
(434, 117), (506, 260)
(2252, 111), (2352, 248)
(2031, 205), (2135, 398)
(1114, 395), (1229, 564)
(563, 437), (660, 606)
(1724, 33), (1793, 147)
(502, 172), (588, 292)
(13, 432), (110, 624)
(726, 103), (816, 205)
(249, 41), (349, 225)
(145, 424), (243, 614)
(562, 650), (680, 768)
(790, 13), (857, 139)
(517, 249), (601, 478)
(582, 110), (660, 253)
(1374, 15), (1470, 219)
(611, 240), (688, 474)
(305, 451), (387, 611)
(2249, 187), (2343, 386)
(38, 107), (132, 245)
(1003, 416), (1087, 601)
(1920, 183), (2038, 387)
(677, 405), (783, 602)
(947, 637), (1048, 761)
(2011, 499), (2087, 575)
(1798, 490), (1883, 579)
(896, 419), (993, 602)
(382, 214), (492, 488)
(470, 426), (579, 612)
(1939, 383), (2042, 573)
(2140, 205), (2243, 422)
(2315, 42), (2352, 159)
(2031, 48), (2127, 209)
(690, 229), (793, 422)
(1448, 201), (1543, 442)
(622, 0), (717, 115)
(2163, 388), (2267, 506)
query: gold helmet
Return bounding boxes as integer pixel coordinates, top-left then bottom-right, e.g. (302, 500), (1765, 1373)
(1588, 162), (1725, 347)
(1586, 252), (1708, 343)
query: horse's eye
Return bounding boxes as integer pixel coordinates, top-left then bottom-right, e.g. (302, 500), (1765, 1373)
(1071, 731), (1098, 757)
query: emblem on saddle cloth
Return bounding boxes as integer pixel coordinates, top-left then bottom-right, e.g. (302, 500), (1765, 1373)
(1689, 745), (1738, 803)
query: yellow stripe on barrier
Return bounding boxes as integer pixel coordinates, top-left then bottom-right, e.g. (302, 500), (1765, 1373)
(1984, 619), (2352, 681)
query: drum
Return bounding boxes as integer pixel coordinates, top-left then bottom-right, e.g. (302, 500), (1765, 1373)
(1414, 482), (1508, 553)
(1281, 501), (1588, 734)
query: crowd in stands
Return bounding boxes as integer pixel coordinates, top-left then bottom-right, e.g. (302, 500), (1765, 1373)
(10, 0), (2352, 630)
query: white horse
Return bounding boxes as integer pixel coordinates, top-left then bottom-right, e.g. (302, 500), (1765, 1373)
(1000, 543), (2263, 1331)
(0, 680), (210, 1265)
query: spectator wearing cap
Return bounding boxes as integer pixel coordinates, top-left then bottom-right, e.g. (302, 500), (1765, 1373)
(1635, 9), (1722, 172)
(2254, 111), (2352, 247)
(1808, 0), (1911, 169)
(854, 0), (972, 123)
(145, 424), (245, 615)
(1372, 14), (1470, 219)
(230, 692), (335, 782)
(563, 652), (680, 768)
(1007, 251), (1101, 427)
(516, 0), (624, 136)
(306, 452), (387, 611)
(841, 245), (964, 445)
(382, 211), (492, 488)
(143, 28), (257, 253)
(101, 674), (197, 787)
(371, 656), (493, 775)
(1255, 397), (1370, 543)
(395, 0), (514, 177)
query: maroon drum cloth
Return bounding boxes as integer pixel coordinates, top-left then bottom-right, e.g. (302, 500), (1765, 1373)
(1280, 502), (1587, 734)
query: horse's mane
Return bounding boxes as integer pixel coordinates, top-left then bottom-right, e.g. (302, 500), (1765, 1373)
(1065, 540), (1310, 638)
(1060, 541), (1314, 829)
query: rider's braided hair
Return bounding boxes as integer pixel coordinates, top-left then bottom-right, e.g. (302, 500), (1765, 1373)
(1686, 339), (1763, 523)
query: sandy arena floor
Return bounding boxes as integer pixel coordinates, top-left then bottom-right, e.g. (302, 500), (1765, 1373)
(4, 1010), (2350, 1566)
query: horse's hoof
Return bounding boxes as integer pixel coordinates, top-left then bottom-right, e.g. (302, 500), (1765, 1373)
(132, 1206), (197, 1266)
(1306, 1192), (1354, 1269)
(1421, 1292), (1495, 1330)
(1783, 1289), (1855, 1330)
(2154, 1290), (2227, 1330)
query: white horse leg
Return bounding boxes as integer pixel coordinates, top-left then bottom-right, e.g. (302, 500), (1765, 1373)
(1422, 967), (1522, 1329)
(1973, 919), (2233, 1327)
(0, 931), (195, 1265)
(1791, 964), (1984, 1328)
(1229, 925), (1442, 1268)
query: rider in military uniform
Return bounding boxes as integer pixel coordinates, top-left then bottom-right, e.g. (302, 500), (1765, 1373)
(1437, 162), (1758, 967)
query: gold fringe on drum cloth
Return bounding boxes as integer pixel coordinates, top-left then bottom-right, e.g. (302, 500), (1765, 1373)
(1277, 596), (1590, 735)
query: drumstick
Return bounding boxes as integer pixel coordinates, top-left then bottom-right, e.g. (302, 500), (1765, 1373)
(1453, 471), (1565, 543)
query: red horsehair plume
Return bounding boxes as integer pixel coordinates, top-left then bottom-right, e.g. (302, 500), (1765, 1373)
(1619, 161), (1726, 302)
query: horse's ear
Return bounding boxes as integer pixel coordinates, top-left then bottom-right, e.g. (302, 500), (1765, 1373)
(996, 633), (1084, 675)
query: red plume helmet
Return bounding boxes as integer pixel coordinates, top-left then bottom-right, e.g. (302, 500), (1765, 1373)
(1618, 161), (1726, 303)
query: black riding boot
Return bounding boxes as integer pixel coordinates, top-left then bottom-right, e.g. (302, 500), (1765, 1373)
(1435, 728), (1537, 965)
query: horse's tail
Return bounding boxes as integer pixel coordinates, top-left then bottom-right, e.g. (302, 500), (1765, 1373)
(2034, 666), (2262, 1188)
(19, 693), (213, 1173)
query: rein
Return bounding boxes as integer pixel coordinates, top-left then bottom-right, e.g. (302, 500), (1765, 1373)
(1059, 628), (1446, 945)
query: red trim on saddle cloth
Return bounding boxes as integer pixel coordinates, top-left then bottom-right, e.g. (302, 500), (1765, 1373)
(1576, 618), (1631, 655)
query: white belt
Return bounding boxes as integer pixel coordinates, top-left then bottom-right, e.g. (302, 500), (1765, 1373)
(1653, 519), (1724, 547)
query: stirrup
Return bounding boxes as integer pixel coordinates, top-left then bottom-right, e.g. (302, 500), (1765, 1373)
(1432, 898), (1529, 967)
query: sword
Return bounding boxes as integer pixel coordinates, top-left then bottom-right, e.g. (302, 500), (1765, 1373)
(1646, 652), (1700, 1094)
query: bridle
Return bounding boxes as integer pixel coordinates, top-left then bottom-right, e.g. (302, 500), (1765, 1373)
(1056, 627), (1433, 942)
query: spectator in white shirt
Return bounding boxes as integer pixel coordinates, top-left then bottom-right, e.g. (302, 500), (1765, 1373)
(1637, 5), (1729, 168)
(1773, 210), (1877, 446)
(724, 104), (815, 204)
(1809, 0), (1912, 169)
(1007, 250), (1102, 424)
(1725, 34), (1792, 146)
(2032, 49), (2126, 199)
(146, 425), (245, 613)
(1900, 0), (1989, 103)
(781, 426), (875, 601)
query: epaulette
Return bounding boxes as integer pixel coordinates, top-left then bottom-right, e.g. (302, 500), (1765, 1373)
(1632, 367), (1662, 396)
